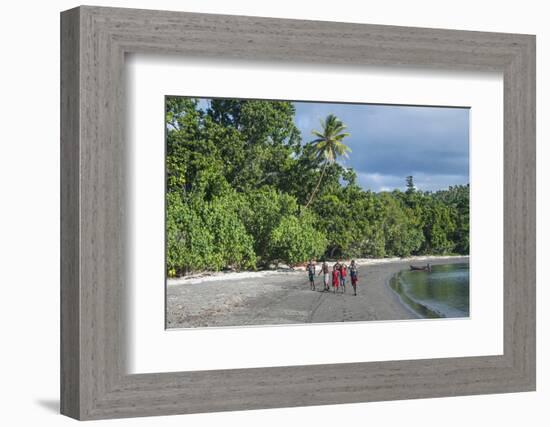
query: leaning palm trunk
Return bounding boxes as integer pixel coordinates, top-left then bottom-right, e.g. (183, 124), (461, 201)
(304, 162), (328, 210)
(303, 114), (351, 210)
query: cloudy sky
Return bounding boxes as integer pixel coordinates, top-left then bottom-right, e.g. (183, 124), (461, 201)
(294, 102), (469, 192)
(194, 98), (469, 192)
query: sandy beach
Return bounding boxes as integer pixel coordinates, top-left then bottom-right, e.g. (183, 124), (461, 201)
(166, 256), (469, 329)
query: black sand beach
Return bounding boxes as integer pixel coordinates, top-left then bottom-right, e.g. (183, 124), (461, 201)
(166, 256), (469, 329)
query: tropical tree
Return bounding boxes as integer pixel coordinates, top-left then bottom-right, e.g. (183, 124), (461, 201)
(165, 98), (470, 277)
(268, 211), (327, 266)
(304, 114), (351, 209)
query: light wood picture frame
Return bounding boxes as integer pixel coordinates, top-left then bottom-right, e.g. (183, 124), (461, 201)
(60, 5), (536, 420)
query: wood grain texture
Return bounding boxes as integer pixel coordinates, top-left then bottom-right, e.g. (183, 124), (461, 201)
(60, 5), (536, 420)
(60, 7), (80, 419)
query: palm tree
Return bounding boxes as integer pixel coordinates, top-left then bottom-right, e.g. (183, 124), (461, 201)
(304, 114), (351, 209)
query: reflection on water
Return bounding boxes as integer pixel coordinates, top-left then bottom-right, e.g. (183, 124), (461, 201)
(390, 263), (470, 318)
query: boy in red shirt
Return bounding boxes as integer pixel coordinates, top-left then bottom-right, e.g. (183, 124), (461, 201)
(332, 265), (340, 293)
(339, 263), (347, 293)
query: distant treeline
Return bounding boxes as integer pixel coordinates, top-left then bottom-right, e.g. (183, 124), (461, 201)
(166, 98), (469, 277)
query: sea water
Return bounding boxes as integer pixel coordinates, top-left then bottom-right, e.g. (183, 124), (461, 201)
(390, 263), (470, 318)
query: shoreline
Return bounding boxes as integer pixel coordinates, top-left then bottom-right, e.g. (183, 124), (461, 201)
(168, 255), (469, 286)
(387, 262), (470, 319)
(167, 256), (469, 328)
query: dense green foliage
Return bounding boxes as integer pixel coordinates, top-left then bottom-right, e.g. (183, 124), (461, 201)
(166, 98), (469, 277)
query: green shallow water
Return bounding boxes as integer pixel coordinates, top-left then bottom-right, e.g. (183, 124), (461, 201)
(390, 263), (470, 318)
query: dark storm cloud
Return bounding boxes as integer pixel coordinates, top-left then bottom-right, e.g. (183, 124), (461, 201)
(294, 102), (469, 192)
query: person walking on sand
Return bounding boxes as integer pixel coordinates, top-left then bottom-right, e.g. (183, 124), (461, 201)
(350, 260), (359, 296)
(306, 259), (316, 291)
(333, 260), (341, 280)
(340, 262), (347, 293)
(332, 265), (340, 293)
(318, 261), (330, 291)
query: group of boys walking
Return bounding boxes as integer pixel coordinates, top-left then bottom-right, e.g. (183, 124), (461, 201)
(306, 260), (359, 296)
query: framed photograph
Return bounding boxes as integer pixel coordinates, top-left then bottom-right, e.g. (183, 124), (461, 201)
(164, 97), (471, 329)
(61, 5), (536, 420)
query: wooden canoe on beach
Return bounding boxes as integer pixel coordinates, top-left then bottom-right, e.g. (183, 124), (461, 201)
(410, 264), (432, 272)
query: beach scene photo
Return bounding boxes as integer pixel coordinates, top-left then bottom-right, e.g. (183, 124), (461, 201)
(165, 97), (470, 328)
